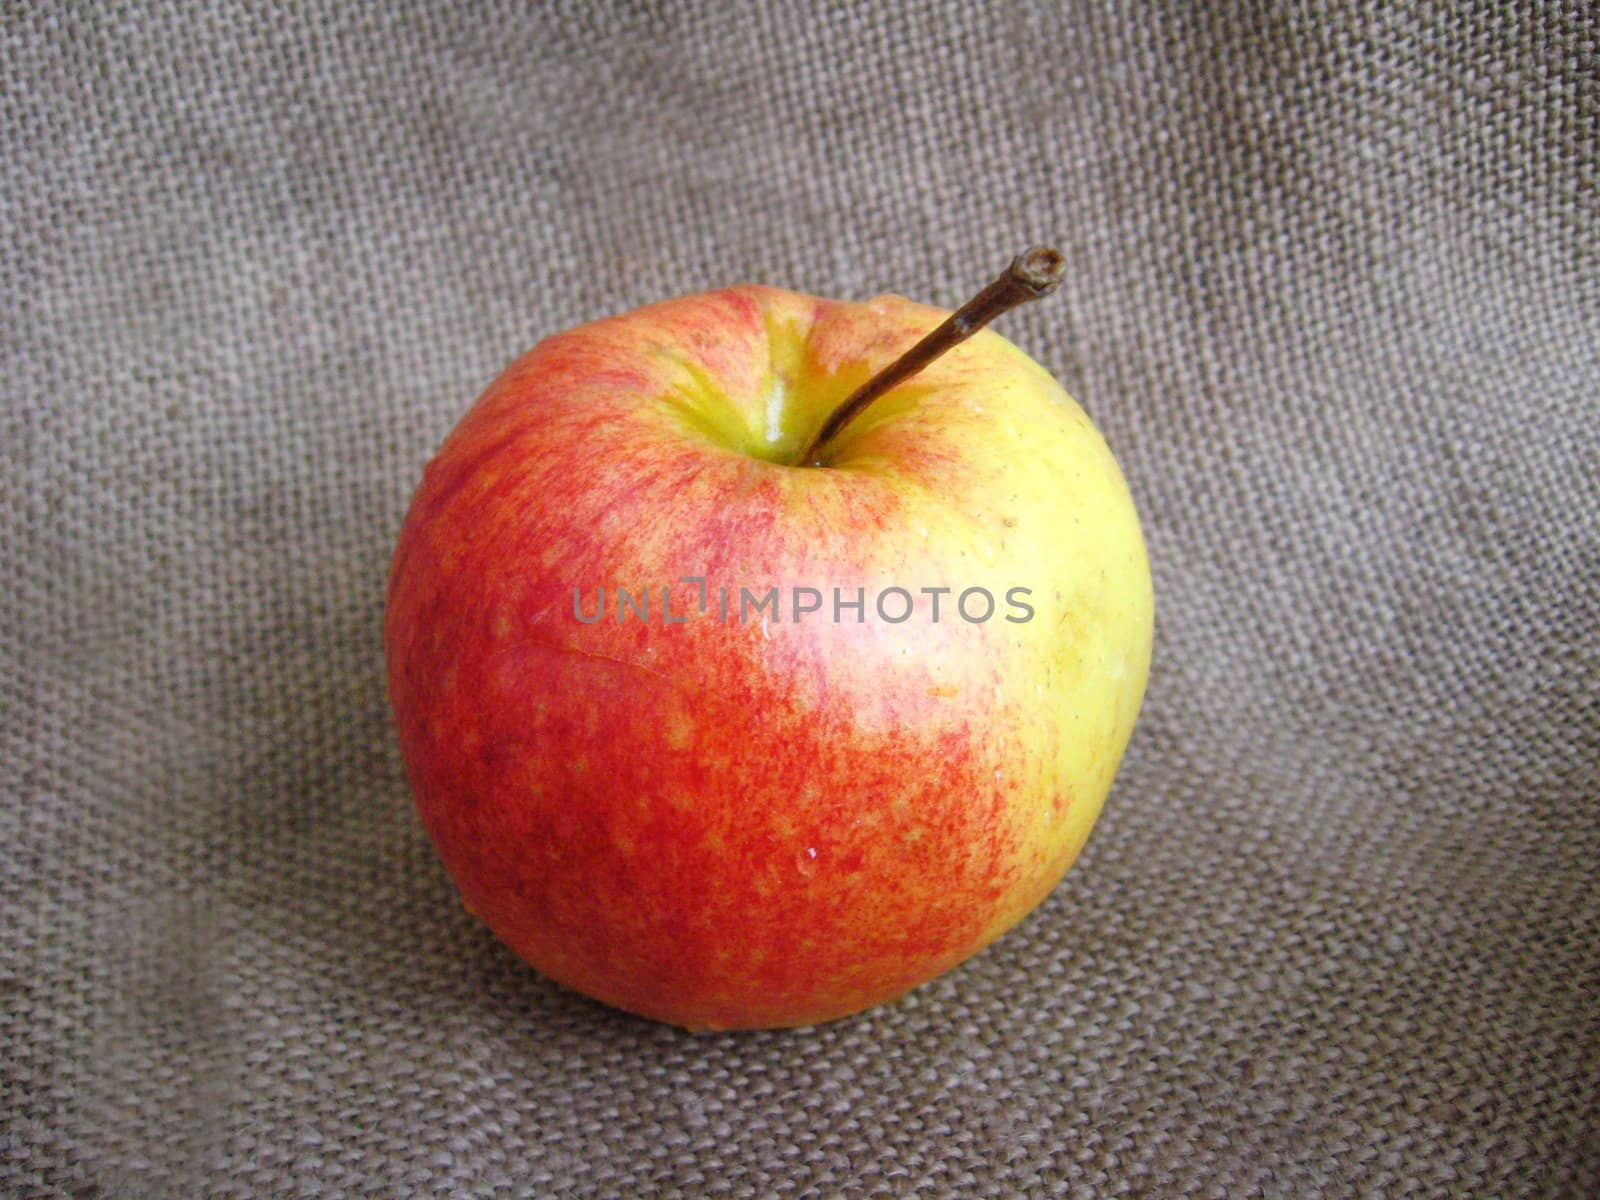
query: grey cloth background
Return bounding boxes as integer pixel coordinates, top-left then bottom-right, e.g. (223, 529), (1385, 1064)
(3, 2), (1597, 1196)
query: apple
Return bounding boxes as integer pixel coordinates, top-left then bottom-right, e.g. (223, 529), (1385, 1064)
(386, 250), (1153, 1030)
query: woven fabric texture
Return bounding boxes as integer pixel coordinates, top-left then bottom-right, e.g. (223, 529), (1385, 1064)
(4, 3), (1598, 1196)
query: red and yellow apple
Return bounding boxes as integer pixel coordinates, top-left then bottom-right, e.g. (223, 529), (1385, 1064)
(385, 279), (1152, 1030)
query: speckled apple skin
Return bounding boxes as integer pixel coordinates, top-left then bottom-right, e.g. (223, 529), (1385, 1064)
(385, 286), (1152, 1030)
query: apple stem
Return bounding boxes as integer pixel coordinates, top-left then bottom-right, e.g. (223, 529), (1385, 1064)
(795, 246), (1067, 467)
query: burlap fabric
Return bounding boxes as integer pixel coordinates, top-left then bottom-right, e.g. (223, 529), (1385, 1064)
(4, 3), (1597, 1196)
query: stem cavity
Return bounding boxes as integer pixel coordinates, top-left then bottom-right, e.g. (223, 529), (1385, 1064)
(795, 246), (1067, 467)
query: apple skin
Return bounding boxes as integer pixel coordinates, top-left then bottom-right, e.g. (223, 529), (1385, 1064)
(385, 285), (1152, 1030)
